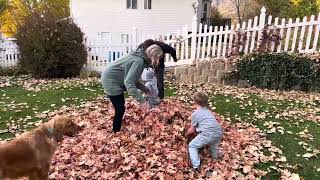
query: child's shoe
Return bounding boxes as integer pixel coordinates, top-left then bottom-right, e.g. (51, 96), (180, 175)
(193, 167), (201, 173)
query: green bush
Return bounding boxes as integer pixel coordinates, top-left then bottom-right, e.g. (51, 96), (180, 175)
(234, 53), (320, 91)
(223, 70), (241, 86)
(79, 71), (101, 79)
(0, 65), (27, 77)
(15, 9), (87, 78)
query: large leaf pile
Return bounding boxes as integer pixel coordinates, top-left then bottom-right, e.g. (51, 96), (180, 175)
(47, 97), (278, 179)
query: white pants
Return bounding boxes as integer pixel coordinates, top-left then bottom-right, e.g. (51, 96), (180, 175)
(188, 133), (221, 169)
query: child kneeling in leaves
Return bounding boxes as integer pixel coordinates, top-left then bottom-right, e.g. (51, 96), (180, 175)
(186, 92), (223, 170)
(142, 68), (161, 108)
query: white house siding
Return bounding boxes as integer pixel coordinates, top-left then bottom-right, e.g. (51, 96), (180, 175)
(70, 0), (198, 43)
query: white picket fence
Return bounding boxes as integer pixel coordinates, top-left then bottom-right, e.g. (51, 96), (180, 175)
(1, 7), (320, 72)
(0, 38), (19, 68)
(185, 7), (320, 60)
(83, 26), (191, 72)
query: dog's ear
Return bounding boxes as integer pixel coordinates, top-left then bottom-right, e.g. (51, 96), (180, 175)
(53, 119), (65, 142)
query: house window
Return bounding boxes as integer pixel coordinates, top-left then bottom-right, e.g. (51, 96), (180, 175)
(203, 3), (208, 19)
(127, 0), (137, 9)
(203, 3), (208, 12)
(144, 0), (152, 9)
(121, 34), (129, 43)
(99, 32), (111, 42)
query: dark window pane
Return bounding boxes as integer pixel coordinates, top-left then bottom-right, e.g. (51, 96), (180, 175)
(132, 0), (137, 9)
(127, 0), (131, 9)
(144, 0), (151, 9)
(148, 0), (152, 9)
(203, 13), (207, 19)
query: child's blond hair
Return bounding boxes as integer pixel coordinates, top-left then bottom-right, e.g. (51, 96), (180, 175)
(193, 91), (209, 107)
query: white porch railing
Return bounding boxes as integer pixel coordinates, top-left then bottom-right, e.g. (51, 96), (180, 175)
(1, 7), (320, 72)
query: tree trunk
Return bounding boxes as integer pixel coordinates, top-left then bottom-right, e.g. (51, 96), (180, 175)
(236, 5), (242, 25)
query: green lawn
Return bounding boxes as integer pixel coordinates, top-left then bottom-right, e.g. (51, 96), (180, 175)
(211, 94), (320, 179)
(0, 77), (319, 179)
(0, 77), (105, 140)
(172, 83), (320, 179)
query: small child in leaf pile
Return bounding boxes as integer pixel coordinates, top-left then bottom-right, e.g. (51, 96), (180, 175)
(186, 91), (223, 170)
(141, 68), (161, 108)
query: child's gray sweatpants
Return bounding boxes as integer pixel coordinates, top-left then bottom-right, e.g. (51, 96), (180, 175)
(188, 132), (222, 169)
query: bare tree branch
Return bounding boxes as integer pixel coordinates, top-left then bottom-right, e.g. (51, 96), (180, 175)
(230, 0), (243, 24)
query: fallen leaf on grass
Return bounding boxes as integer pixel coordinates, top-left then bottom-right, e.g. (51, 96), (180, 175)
(243, 165), (252, 173)
(275, 156), (287, 162)
(288, 173), (300, 180)
(302, 153), (315, 158)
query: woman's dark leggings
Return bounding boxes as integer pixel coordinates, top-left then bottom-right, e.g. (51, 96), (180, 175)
(108, 93), (125, 133)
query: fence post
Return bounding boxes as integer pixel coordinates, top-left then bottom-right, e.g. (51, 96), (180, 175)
(191, 15), (197, 60)
(257, 7), (266, 48)
(132, 26), (138, 51)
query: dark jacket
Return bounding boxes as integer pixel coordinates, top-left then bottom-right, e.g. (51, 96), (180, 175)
(138, 41), (177, 69)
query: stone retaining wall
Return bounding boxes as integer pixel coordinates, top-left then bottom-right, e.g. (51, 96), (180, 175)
(170, 61), (236, 84)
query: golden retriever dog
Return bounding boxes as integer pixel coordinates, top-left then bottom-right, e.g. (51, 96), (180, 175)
(0, 115), (81, 180)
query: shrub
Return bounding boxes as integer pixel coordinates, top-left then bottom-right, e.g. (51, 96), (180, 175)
(15, 9), (87, 78)
(223, 70), (241, 86)
(233, 53), (320, 91)
(79, 71), (101, 79)
(0, 65), (27, 76)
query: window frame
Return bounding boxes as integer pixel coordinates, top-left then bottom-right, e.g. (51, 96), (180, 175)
(127, 0), (138, 9)
(121, 34), (129, 43)
(144, 0), (152, 10)
(99, 32), (112, 43)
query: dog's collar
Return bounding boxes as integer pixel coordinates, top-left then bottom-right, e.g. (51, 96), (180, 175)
(47, 128), (54, 136)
